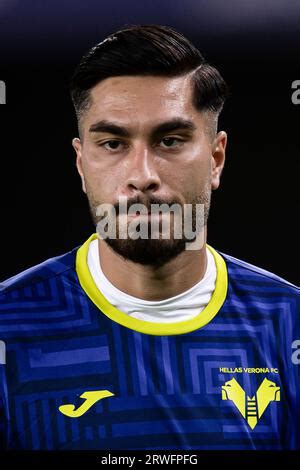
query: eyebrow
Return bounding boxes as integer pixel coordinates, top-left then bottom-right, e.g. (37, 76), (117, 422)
(88, 118), (196, 138)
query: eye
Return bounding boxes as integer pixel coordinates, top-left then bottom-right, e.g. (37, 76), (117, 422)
(101, 140), (124, 151)
(160, 137), (184, 149)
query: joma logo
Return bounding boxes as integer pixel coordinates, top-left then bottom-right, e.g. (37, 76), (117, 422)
(59, 390), (114, 418)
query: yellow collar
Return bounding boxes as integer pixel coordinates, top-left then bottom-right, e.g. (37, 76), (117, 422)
(75, 233), (228, 336)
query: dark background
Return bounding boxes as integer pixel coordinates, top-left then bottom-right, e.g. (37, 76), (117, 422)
(0, 0), (299, 284)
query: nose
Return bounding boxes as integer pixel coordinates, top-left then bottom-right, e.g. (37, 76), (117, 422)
(125, 145), (161, 194)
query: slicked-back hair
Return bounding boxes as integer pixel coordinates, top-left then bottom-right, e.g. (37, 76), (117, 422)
(70, 24), (229, 134)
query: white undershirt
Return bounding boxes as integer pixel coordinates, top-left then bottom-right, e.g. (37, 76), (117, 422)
(87, 239), (217, 323)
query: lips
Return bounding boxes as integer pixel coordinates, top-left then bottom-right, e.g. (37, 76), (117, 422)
(128, 211), (162, 218)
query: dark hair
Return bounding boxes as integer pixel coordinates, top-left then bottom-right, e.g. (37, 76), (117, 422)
(70, 24), (228, 129)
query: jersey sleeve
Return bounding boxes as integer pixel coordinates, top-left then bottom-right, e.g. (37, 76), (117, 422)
(293, 312), (300, 448)
(0, 340), (9, 450)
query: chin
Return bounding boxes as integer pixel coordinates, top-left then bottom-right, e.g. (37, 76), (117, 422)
(104, 237), (188, 267)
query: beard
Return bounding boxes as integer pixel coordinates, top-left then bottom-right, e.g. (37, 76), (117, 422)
(86, 186), (211, 267)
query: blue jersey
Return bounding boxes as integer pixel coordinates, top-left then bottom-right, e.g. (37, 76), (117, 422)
(0, 233), (299, 450)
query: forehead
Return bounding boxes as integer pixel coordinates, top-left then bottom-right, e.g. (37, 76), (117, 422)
(87, 74), (199, 127)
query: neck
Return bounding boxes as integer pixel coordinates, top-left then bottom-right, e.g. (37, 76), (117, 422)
(98, 232), (208, 301)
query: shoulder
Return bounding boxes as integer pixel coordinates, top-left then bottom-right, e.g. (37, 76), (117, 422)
(219, 250), (300, 296)
(0, 245), (79, 297)
(0, 244), (89, 337)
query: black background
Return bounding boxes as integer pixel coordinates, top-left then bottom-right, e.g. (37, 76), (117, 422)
(0, 0), (299, 284)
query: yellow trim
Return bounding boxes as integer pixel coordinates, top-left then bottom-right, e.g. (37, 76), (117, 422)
(75, 233), (228, 336)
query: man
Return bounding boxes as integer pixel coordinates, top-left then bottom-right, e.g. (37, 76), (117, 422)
(0, 24), (299, 450)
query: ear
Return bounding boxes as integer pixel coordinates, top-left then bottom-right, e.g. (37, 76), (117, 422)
(211, 131), (227, 190)
(72, 137), (86, 193)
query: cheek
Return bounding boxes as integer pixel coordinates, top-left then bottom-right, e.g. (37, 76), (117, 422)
(82, 154), (122, 200)
(174, 152), (211, 191)
(82, 147), (107, 171)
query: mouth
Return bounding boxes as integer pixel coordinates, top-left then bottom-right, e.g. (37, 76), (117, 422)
(128, 211), (162, 219)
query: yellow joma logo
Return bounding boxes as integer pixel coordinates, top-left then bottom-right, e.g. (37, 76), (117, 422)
(59, 390), (114, 418)
(222, 377), (280, 429)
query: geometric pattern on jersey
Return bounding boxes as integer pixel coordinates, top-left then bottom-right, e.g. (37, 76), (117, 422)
(0, 233), (299, 450)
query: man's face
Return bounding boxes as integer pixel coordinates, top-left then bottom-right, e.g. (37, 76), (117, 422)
(73, 74), (227, 266)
